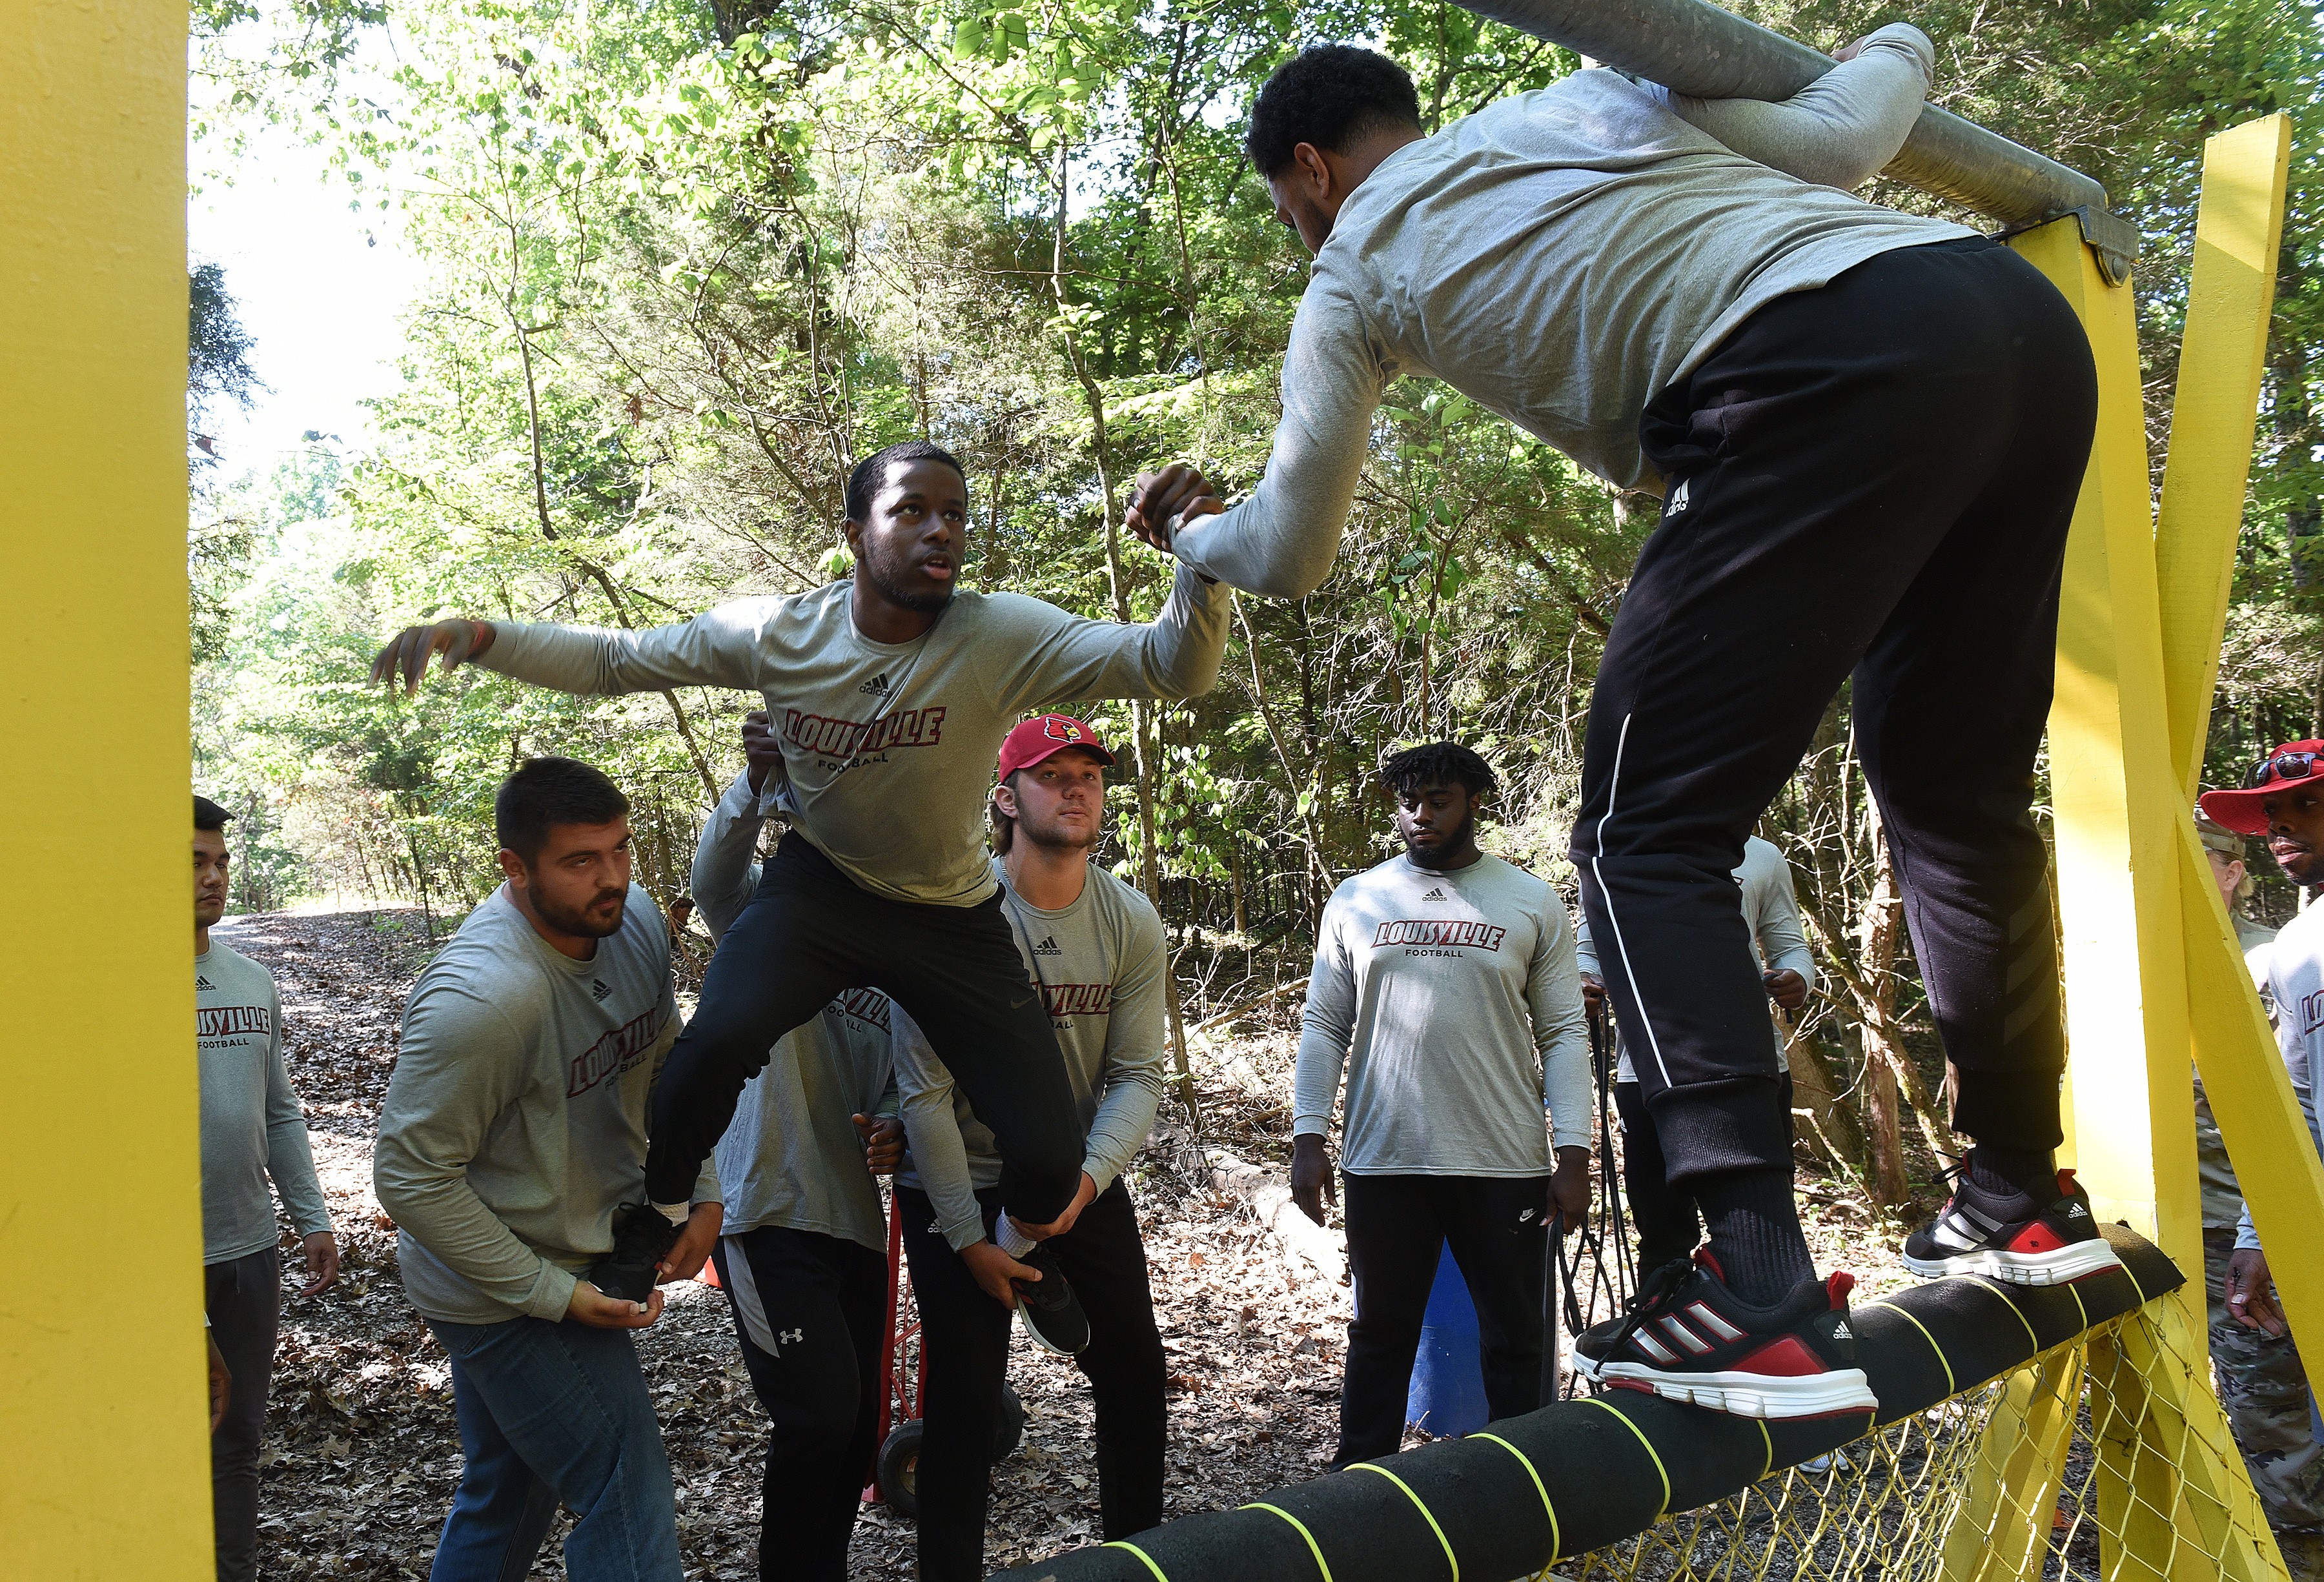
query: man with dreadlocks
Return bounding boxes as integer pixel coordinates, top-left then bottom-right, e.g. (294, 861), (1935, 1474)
(1290, 742), (1591, 1465)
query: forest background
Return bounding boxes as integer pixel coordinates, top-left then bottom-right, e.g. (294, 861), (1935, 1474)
(189, 0), (2324, 1208)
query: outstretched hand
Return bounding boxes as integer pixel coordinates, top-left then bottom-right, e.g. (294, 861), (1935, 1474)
(1126, 465), (1228, 554)
(371, 619), (495, 693)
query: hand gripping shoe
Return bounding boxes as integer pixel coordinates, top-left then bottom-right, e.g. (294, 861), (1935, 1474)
(1573, 1250), (1878, 1420)
(1902, 1166), (2121, 1286)
(1010, 1243), (1092, 1355)
(588, 1202), (680, 1304)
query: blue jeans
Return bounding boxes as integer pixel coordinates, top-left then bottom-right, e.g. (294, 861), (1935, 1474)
(425, 1315), (686, 1582)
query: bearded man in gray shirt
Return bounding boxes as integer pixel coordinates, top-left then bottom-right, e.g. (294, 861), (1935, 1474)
(1290, 744), (1594, 1463)
(375, 759), (722, 1582)
(372, 440), (1229, 1273)
(1130, 37), (2105, 1412)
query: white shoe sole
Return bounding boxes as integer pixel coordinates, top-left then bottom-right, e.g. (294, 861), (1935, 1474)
(1572, 1353), (1879, 1419)
(1901, 1237), (2121, 1286)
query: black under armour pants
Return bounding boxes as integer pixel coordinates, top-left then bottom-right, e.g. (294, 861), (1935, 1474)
(900, 1182), (1167, 1582)
(710, 1224), (888, 1582)
(1336, 1171), (1551, 1465)
(1574, 236), (2096, 1188)
(644, 832), (1083, 1220)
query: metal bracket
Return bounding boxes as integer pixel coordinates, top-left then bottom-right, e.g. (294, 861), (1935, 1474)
(1995, 206), (2141, 287)
(2073, 206), (2141, 287)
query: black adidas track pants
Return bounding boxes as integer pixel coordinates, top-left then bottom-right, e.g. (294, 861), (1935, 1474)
(1573, 236), (2097, 1188)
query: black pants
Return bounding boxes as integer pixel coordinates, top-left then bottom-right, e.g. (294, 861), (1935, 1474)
(1574, 236), (2095, 1186)
(899, 1182), (1167, 1582)
(1613, 1075), (1795, 1270)
(1336, 1172), (1550, 1465)
(207, 1247), (281, 1582)
(710, 1225), (888, 1582)
(645, 833), (1083, 1220)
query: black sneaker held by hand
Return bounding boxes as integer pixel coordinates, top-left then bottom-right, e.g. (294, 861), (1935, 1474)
(1902, 1166), (2121, 1286)
(589, 1202), (680, 1304)
(1573, 1250), (1877, 1420)
(1010, 1244), (1091, 1355)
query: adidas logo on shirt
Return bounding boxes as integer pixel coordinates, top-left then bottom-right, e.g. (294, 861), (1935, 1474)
(1032, 935), (1062, 956)
(196, 975), (215, 991)
(1668, 477), (1691, 514)
(1421, 887), (1446, 900)
(859, 672), (891, 695)
(591, 979), (611, 1002)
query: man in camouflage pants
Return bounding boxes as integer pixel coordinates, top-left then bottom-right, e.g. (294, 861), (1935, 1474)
(2196, 811), (2324, 1530)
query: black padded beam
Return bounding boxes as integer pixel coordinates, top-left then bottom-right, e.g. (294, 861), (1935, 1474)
(995, 1224), (2180, 1582)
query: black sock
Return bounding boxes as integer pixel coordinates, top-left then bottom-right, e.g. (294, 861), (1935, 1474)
(1693, 1167), (1817, 1306)
(1966, 1143), (2054, 1203)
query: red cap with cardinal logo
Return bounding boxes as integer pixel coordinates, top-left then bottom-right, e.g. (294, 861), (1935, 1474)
(997, 714), (1116, 779)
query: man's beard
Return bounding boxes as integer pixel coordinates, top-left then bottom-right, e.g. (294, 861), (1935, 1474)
(1021, 809), (1102, 855)
(533, 885), (629, 939)
(1406, 804), (1476, 866)
(864, 542), (953, 615)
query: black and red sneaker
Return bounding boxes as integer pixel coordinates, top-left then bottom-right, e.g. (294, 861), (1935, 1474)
(1573, 1251), (1877, 1419)
(1902, 1166), (2121, 1286)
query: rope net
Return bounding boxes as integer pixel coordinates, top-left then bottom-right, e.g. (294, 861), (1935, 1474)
(1544, 1297), (2281, 1582)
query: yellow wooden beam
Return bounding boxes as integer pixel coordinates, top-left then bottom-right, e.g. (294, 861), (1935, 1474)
(2013, 215), (2202, 1273)
(0, 1), (207, 1577)
(2157, 114), (2292, 801)
(2011, 203), (2290, 1582)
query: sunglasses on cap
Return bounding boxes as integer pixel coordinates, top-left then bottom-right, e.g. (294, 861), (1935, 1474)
(2246, 751), (2323, 788)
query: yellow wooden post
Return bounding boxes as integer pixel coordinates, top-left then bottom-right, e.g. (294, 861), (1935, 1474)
(2014, 214), (2202, 1280)
(2157, 116), (2294, 800)
(2148, 114), (2324, 1410)
(0, 1), (207, 1577)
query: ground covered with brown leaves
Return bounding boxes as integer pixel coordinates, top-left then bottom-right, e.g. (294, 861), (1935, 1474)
(222, 904), (1908, 1581)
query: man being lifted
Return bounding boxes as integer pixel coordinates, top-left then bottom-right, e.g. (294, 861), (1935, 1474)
(373, 441), (1228, 1288)
(1130, 37), (2106, 1413)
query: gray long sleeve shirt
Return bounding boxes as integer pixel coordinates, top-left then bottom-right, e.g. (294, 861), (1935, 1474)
(1294, 853), (1591, 1174)
(2238, 903), (2324, 1253)
(694, 769), (897, 1252)
(1576, 835), (1817, 1080)
(478, 574), (1231, 907)
(374, 884), (719, 1324)
(198, 940), (331, 1263)
(1168, 25), (1971, 599)
(892, 859), (1170, 1250)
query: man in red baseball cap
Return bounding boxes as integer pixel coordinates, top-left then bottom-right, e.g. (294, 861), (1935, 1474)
(2205, 746), (2324, 1403)
(890, 714), (1173, 1582)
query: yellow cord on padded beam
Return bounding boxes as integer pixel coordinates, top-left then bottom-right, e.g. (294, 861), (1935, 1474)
(1471, 1432), (1561, 1560)
(1857, 1301), (1958, 1396)
(1103, 1540), (1169, 1582)
(1240, 1503), (1334, 1581)
(1349, 1462), (1460, 1581)
(1581, 1395), (1673, 1519)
